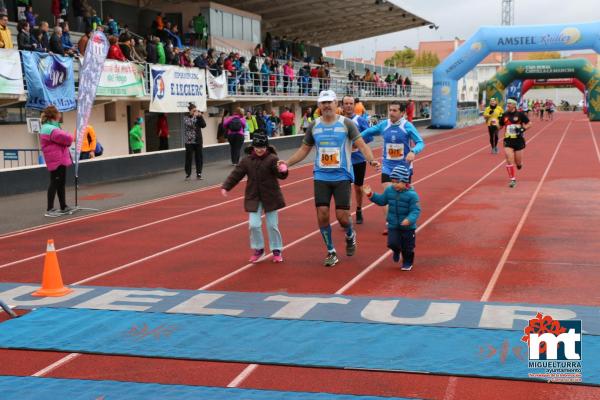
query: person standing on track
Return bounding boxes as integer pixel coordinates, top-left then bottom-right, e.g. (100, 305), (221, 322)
(499, 98), (531, 188)
(360, 101), (424, 235)
(363, 164), (421, 271)
(221, 132), (288, 263)
(483, 97), (503, 154)
(341, 95), (370, 225)
(280, 90), (380, 267)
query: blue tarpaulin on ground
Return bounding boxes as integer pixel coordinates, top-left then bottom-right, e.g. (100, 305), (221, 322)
(0, 376), (417, 400)
(0, 308), (597, 384)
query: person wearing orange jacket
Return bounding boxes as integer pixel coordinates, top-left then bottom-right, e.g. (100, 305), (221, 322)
(80, 125), (96, 160)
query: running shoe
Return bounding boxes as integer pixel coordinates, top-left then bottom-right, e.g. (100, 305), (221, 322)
(272, 250), (283, 263)
(59, 206), (75, 215)
(185, 174), (191, 180)
(196, 173), (203, 180)
(345, 232), (356, 256)
(401, 264), (413, 271)
(356, 209), (363, 225)
(509, 179), (517, 188)
(249, 249), (264, 263)
(44, 209), (60, 218)
(392, 251), (400, 263)
(382, 229), (388, 236)
(324, 252), (339, 267)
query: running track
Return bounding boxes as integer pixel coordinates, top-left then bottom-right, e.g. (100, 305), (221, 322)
(1, 112), (599, 399)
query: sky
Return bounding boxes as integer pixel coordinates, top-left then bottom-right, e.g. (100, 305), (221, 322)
(324, 0), (600, 60)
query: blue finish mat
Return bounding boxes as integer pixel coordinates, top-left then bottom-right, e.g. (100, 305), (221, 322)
(0, 308), (598, 385)
(0, 376), (417, 400)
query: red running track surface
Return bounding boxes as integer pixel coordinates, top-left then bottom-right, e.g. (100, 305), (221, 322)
(1, 113), (599, 399)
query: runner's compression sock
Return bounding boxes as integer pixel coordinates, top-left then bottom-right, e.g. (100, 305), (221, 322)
(320, 225), (334, 252)
(506, 164), (516, 179)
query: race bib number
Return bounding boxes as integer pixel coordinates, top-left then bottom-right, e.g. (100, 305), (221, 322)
(318, 147), (341, 168)
(505, 124), (520, 138)
(386, 143), (404, 160)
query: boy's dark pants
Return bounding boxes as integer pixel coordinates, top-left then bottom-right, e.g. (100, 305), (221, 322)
(388, 228), (416, 265)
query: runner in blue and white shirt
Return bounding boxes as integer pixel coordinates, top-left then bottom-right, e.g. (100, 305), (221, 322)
(361, 101), (424, 234)
(342, 95), (370, 225)
(281, 90), (380, 267)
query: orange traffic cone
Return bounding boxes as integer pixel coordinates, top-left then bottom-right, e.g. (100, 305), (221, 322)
(32, 240), (73, 297)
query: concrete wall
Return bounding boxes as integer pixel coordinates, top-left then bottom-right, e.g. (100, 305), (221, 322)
(0, 134), (304, 197)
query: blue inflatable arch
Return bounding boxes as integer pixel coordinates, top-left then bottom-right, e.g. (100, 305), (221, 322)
(431, 21), (600, 128)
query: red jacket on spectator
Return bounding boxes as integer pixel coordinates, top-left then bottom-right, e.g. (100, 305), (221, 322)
(179, 53), (192, 67)
(280, 111), (295, 127)
(107, 44), (126, 62)
(406, 101), (415, 123)
(51, 0), (61, 17)
(157, 115), (169, 138)
(224, 58), (235, 73)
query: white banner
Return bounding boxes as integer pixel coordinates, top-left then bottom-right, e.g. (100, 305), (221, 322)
(0, 49), (25, 95)
(97, 60), (146, 97)
(150, 66), (206, 113)
(207, 72), (228, 100)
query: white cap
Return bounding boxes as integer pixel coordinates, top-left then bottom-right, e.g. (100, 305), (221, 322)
(317, 90), (337, 103)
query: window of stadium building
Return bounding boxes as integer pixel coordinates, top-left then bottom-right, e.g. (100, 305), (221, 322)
(0, 106), (27, 125)
(209, 8), (260, 42)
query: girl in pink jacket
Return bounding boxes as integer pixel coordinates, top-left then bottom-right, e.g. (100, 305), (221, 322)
(40, 105), (74, 217)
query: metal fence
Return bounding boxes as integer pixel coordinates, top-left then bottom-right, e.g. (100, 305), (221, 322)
(456, 107), (484, 128)
(1, 149), (42, 169)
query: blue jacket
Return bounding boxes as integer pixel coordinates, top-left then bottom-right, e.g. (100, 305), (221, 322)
(369, 186), (420, 230)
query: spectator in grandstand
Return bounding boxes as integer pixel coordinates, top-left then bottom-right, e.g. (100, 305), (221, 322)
(155, 36), (166, 64)
(90, 10), (102, 31)
(406, 99), (415, 123)
(165, 22), (182, 49)
(164, 40), (175, 64)
(270, 59), (280, 93)
(77, 27), (91, 55)
(254, 43), (265, 57)
(301, 108), (313, 133)
(25, 5), (36, 28)
(129, 117), (144, 154)
(30, 28), (46, 52)
(348, 69), (357, 81)
(51, 0), (61, 25)
(107, 35), (126, 61)
(183, 103), (206, 179)
(107, 15), (119, 36)
(221, 132), (288, 264)
(38, 21), (50, 50)
(134, 37), (146, 61)
(261, 58), (271, 94)
(17, 20), (37, 51)
(49, 26), (68, 56)
(0, 12), (12, 49)
(80, 125), (97, 160)
(224, 107), (246, 165)
(396, 75), (404, 96)
(283, 60), (295, 95)
(249, 56), (260, 94)
(404, 76), (412, 96)
(145, 35), (157, 63)
(152, 12), (166, 42)
(60, 22), (76, 54)
(280, 107), (295, 136)
(73, 0), (85, 32)
(40, 105), (74, 217)
(156, 113), (169, 150)
(269, 109), (281, 136)
(179, 48), (192, 67)
(193, 52), (208, 69)
(129, 37), (145, 63)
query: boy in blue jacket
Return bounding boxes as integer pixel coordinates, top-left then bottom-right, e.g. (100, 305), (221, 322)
(363, 164), (421, 270)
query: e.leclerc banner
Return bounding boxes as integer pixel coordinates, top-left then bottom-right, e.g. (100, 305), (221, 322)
(96, 60), (146, 97)
(75, 31), (109, 173)
(22, 52), (76, 111)
(150, 66), (206, 112)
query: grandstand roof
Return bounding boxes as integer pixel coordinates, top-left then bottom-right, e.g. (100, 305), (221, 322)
(204, 0), (433, 47)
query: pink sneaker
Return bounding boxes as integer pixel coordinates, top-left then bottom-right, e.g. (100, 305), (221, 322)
(272, 250), (283, 263)
(249, 249), (264, 263)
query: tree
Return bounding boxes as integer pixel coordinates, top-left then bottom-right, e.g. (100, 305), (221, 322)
(528, 52), (561, 60)
(413, 51), (440, 67)
(384, 48), (416, 67)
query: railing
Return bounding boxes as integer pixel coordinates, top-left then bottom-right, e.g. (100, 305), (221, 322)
(1, 149), (43, 169)
(221, 71), (431, 99)
(456, 107), (483, 128)
(7, 49), (432, 100)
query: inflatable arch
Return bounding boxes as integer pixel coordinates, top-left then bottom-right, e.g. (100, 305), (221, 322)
(485, 59), (599, 120)
(521, 78), (585, 96)
(431, 21), (600, 128)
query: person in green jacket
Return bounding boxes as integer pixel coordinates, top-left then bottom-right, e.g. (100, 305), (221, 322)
(245, 111), (258, 138)
(129, 117), (144, 154)
(155, 37), (166, 64)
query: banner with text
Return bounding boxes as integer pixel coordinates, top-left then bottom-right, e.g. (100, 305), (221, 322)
(22, 52), (76, 112)
(97, 60), (146, 97)
(0, 49), (25, 95)
(207, 72), (228, 100)
(150, 66), (206, 113)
